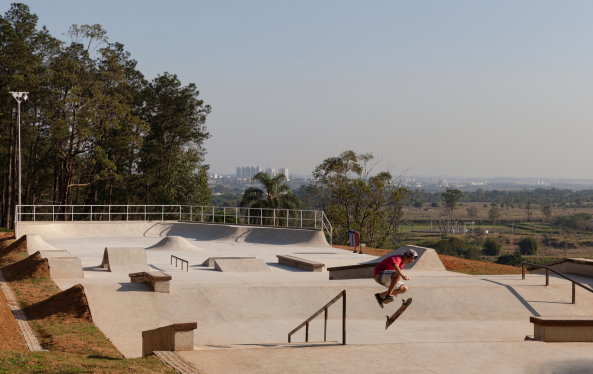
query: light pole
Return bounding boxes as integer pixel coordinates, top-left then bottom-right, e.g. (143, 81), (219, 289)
(9, 91), (28, 221)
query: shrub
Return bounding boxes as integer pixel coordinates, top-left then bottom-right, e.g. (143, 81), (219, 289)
(496, 254), (524, 266)
(518, 237), (539, 255)
(482, 237), (501, 256)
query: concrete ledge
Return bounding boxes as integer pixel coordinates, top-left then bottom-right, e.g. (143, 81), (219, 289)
(47, 257), (84, 279)
(130, 271), (172, 293)
(202, 256), (255, 267)
(213, 258), (270, 272)
(530, 317), (593, 342)
(142, 322), (197, 356)
(277, 255), (324, 272)
(328, 263), (375, 280)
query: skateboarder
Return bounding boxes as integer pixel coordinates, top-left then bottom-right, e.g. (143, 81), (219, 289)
(374, 248), (418, 308)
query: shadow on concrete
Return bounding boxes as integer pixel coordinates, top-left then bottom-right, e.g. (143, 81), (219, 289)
(532, 359), (593, 374)
(481, 278), (541, 316)
(266, 263), (308, 272)
(116, 282), (152, 292)
(82, 265), (108, 272)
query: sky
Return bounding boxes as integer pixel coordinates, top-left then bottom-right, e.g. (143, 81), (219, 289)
(9, 1), (593, 179)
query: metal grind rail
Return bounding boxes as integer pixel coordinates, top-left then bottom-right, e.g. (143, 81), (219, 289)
(288, 290), (346, 345)
(522, 262), (593, 304)
(171, 255), (189, 272)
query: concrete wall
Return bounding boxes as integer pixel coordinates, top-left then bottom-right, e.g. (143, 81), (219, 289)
(17, 221), (329, 247)
(142, 323), (197, 356)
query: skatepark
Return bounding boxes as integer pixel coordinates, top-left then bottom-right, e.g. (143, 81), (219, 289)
(12, 213), (593, 374)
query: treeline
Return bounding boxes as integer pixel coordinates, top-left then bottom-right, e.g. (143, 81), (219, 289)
(1, 4), (211, 227)
(409, 188), (593, 207)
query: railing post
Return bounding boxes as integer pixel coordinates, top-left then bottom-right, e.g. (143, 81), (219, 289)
(201, 207), (204, 222)
(235, 207), (238, 224)
(305, 323), (309, 342)
(179, 205), (182, 221)
(90, 206), (93, 222)
(273, 209), (276, 226)
(190, 206), (193, 222)
(109, 205), (111, 221)
(212, 206), (214, 222)
(71, 206), (74, 221)
(162, 206), (164, 221)
(33, 205), (36, 222)
(324, 308), (328, 342)
(224, 207), (226, 224)
(342, 290), (346, 345)
(300, 210), (303, 228)
(522, 264), (525, 279)
(286, 209), (289, 227)
(52, 205), (55, 221)
(546, 268), (549, 286)
(572, 282), (576, 304)
(145, 206), (147, 221)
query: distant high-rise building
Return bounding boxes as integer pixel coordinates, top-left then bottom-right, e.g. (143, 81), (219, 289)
(236, 167), (241, 178)
(279, 168), (289, 181)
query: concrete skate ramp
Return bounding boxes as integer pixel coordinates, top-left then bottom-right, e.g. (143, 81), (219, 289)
(47, 257), (84, 279)
(26, 234), (63, 254)
(81, 273), (593, 357)
(101, 247), (147, 273)
(39, 250), (71, 258)
(17, 221), (329, 246)
(371, 245), (446, 271)
(328, 245), (445, 280)
(202, 257), (256, 267)
(214, 258), (270, 272)
(145, 236), (201, 251)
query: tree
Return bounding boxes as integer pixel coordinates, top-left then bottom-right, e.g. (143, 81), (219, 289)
(313, 150), (409, 248)
(518, 237), (538, 255)
(441, 188), (462, 231)
(488, 205), (501, 223)
(525, 200), (533, 222)
(240, 172), (300, 209)
(541, 202), (552, 222)
(482, 237), (501, 256)
(466, 206), (478, 219)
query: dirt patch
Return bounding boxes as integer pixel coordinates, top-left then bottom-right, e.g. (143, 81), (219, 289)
(0, 232), (14, 241)
(0, 289), (27, 351)
(1, 252), (50, 281)
(332, 244), (389, 257)
(439, 254), (521, 275)
(24, 284), (92, 321)
(0, 235), (26, 255)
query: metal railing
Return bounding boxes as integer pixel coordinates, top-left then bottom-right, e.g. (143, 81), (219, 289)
(16, 204), (333, 244)
(171, 255), (189, 272)
(522, 262), (593, 304)
(288, 290), (346, 345)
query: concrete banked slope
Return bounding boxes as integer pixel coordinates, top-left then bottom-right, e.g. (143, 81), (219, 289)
(15, 220), (593, 373)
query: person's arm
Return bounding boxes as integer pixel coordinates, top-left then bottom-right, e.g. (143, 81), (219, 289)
(393, 258), (409, 280)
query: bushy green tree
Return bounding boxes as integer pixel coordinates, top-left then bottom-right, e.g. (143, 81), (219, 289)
(240, 172), (300, 209)
(518, 237), (538, 255)
(482, 237), (501, 256)
(496, 254), (524, 266)
(313, 150), (409, 248)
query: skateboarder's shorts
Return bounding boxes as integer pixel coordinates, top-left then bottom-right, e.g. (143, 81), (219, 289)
(376, 271), (405, 289)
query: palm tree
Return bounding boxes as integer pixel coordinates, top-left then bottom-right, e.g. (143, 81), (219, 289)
(241, 172), (301, 209)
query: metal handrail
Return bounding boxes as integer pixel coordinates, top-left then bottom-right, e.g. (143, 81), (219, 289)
(16, 204), (333, 242)
(171, 255), (189, 272)
(522, 262), (593, 304)
(288, 290), (346, 345)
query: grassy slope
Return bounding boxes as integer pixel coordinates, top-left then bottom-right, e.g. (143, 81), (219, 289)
(0, 238), (175, 374)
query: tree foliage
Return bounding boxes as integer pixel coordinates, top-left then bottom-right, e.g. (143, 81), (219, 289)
(482, 237), (501, 256)
(518, 237), (539, 255)
(240, 172), (300, 209)
(312, 150), (410, 248)
(0, 4), (211, 227)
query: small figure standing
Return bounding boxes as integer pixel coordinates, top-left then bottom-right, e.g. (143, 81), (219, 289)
(374, 248), (418, 308)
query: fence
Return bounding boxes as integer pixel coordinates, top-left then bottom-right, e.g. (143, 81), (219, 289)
(16, 205), (333, 244)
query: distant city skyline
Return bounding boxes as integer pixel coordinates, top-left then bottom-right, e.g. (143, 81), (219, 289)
(16, 1), (593, 179)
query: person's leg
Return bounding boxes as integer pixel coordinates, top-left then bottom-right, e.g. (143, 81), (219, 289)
(380, 272), (408, 301)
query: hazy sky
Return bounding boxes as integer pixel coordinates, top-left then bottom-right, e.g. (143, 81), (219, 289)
(12, 1), (593, 178)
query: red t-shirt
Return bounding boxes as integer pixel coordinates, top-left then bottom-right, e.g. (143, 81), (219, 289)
(374, 255), (404, 276)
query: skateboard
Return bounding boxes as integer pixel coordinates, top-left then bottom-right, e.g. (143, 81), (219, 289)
(385, 298), (412, 330)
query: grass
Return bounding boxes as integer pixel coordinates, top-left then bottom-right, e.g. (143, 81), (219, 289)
(0, 239), (175, 373)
